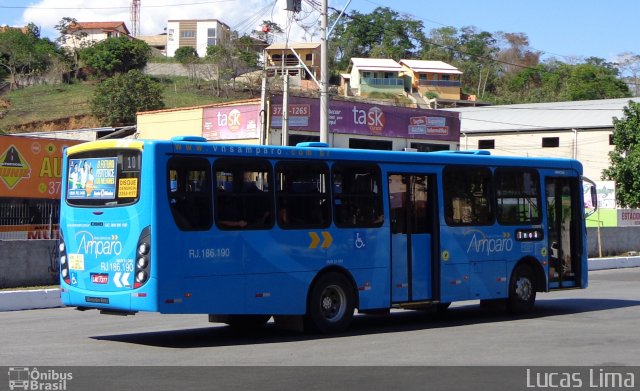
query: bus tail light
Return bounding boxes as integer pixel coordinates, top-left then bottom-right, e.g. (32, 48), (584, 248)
(134, 227), (151, 289)
(59, 238), (70, 285)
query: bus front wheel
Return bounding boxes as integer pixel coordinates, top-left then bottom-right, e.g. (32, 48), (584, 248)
(507, 263), (536, 314)
(305, 272), (355, 333)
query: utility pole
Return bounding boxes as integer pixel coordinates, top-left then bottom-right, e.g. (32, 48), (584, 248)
(283, 0), (331, 145)
(282, 74), (289, 146)
(320, 0), (329, 144)
(130, 0), (140, 37)
(260, 75), (268, 145)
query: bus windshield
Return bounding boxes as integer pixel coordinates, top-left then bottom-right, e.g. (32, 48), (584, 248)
(65, 149), (142, 207)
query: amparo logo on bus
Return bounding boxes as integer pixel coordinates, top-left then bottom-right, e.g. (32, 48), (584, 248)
(465, 230), (513, 256)
(75, 231), (123, 258)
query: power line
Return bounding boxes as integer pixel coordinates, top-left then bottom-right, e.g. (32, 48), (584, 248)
(358, 0), (593, 62)
(0, 1), (236, 10)
(322, 2), (638, 90)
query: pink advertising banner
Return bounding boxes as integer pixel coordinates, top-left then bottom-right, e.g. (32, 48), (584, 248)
(202, 104), (261, 141)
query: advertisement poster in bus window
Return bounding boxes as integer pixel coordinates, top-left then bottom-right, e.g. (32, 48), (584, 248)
(67, 157), (117, 199)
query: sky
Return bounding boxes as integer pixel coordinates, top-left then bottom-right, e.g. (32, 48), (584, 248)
(0, 0), (638, 63)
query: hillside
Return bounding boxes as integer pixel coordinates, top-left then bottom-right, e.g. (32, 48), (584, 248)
(0, 76), (255, 134)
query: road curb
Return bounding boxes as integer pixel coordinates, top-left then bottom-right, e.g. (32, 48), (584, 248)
(1, 257), (639, 312)
(0, 288), (62, 312)
(588, 256), (640, 270)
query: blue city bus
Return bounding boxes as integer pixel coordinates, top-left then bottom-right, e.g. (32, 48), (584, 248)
(59, 137), (596, 333)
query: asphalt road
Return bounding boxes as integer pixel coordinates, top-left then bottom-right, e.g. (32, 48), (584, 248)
(1, 268), (640, 367)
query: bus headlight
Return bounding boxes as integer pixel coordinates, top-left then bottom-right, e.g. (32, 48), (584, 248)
(61, 269), (68, 278)
(60, 255), (66, 265)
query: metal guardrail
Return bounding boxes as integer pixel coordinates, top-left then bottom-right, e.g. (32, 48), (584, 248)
(361, 77), (404, 86)
(418, 80), (461, 87)
(0, 199), (59, 240)
(362, 77), (404, 86)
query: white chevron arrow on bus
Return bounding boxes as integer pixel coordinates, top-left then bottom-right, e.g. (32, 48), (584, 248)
(113, 272), (131, 288)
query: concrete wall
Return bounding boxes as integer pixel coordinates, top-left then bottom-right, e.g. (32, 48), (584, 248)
(136, 106), (204, 139)
(144, 63), (218, 80)
(587, 226), (640, 258)
(0, 240), (59, 288)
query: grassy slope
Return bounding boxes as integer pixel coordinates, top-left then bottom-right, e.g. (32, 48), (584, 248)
(0, 83), (95, 130)
(0, 76), (241, 133)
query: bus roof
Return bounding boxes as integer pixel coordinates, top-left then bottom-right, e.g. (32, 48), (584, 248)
(68, 137), (583, 173)
(171, 139), (581, 171)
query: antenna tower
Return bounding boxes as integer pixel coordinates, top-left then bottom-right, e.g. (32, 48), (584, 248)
(130, 0), (141, 37)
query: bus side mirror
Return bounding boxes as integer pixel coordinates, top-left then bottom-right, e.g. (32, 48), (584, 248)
(582, 176), (598, 218)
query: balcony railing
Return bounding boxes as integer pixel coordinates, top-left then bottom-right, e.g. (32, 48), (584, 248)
(418, 80), (461, 87)
(362, 77), (404, 86)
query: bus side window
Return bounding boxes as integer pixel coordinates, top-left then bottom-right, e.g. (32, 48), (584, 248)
(495, 168), (541, 225)
(214, 158), (273, 230)
(333, 163), (383, 228)
(167, 157), (213, 231)
(276, 161), (330, 229)
(443, 166), (493, 226)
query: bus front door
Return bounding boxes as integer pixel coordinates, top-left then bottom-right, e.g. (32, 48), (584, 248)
(388, 173), (437, 303)
(545, 177), (582, 288)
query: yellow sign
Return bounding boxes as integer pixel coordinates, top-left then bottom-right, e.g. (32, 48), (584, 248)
(118, 178), (138, 198)
(69, 254), (85, 271)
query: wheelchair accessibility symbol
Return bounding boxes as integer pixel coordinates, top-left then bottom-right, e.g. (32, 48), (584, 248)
(354, 232), (366, 249)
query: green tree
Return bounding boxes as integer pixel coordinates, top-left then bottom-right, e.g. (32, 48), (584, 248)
(330, 7), (425, 69)
(91, 70), (164, 125)
(0, 26), (59, 89)
(55, 17), (89, 79)
(205, 44), (234, 96)
(492, 58), (630, 104)
(457, 26), (499, 98)
(420, 26), (459, 63)
(603, 101), (640, 207)
(174, 46), (199, 64)
(174, 46), (200, 82)
(80, 37), (151, 77)
(232, 34), (260, 68)
(564, 58), (630, 101)
(615, 52), (640, 96)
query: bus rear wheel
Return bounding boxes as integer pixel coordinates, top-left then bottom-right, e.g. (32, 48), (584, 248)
(507, 263), (536, 314)
(305, 272), (355, 334)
